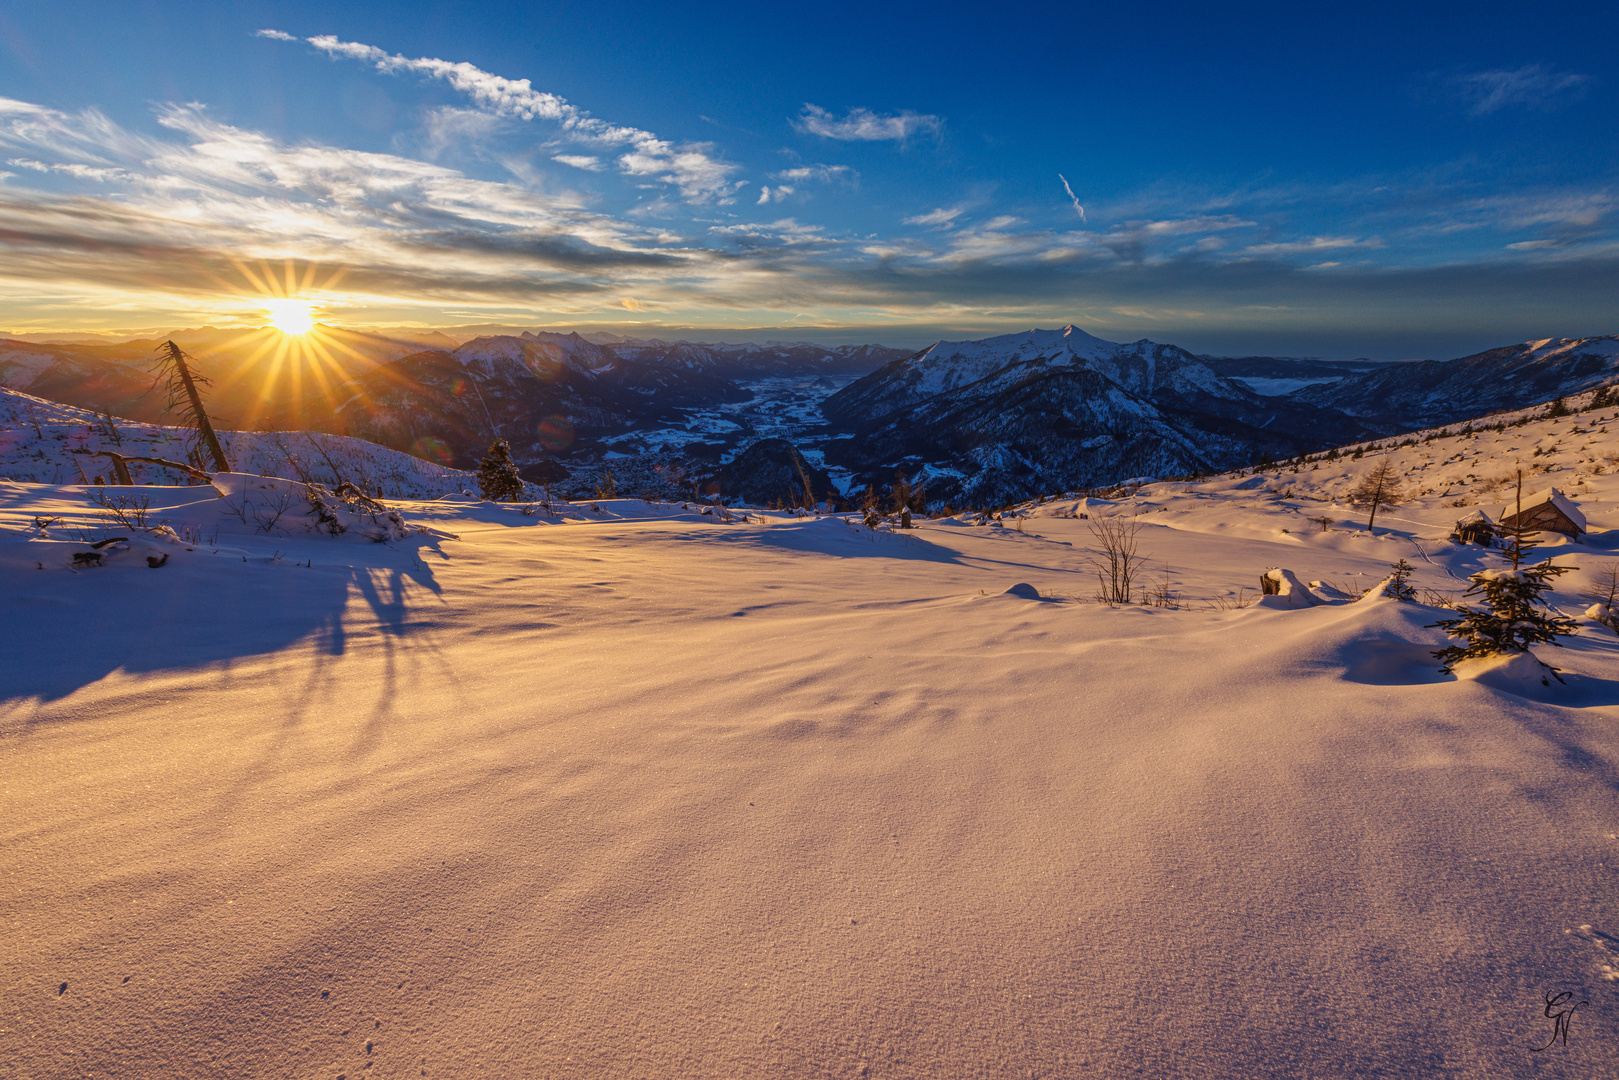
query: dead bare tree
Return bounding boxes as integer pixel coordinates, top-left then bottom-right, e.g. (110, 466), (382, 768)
(1502, 467), (1540, 571)
(1347, 459), (1402, 532)
(152, 340), (231, 473)
(1089, 512), (1149, 604)
(1585, 564), (1619, 612)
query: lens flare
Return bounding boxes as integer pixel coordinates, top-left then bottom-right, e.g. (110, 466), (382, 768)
(537, 415), (575, 452)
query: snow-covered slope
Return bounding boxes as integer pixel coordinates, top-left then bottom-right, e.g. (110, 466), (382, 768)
(0, 386), (500, 498)
(4, 387), (1619, 1078)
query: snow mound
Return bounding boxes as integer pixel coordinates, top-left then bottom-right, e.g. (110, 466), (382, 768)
(210, 474), (439, 543)
(1259, 567), (1326, 608)
(1451, 650), (1566, 695)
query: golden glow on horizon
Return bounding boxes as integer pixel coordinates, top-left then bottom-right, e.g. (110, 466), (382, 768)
(266, 298), (316, 336)
(183, 259), (408, 433)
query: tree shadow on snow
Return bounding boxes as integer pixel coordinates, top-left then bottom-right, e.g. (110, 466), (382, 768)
(0, 536), (449, 709)
(726, 518), (965, 564)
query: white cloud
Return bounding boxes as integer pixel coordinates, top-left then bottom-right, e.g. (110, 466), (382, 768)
(1451, 64), (1590, 115)
(553, 154), (604, 171)
(284, 34), (741, 202)
(254, 29), (297, 41)
(795, 104), (941, 142)
(904, 206), (964, 229)
(757, 184), (795, 204)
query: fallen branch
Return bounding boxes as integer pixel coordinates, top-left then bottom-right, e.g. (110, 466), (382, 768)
(70, 449), (213, 483)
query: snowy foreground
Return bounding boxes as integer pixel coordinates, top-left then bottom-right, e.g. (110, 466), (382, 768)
(4, 410), (1619, 1077)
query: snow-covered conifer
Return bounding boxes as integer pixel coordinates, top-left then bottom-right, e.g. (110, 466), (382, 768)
(1429, 562), (1577, 674)
(476, 439), (525, 502)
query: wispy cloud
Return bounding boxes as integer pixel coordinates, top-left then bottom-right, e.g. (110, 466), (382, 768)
(263, 31), (743, 203)
(253, 29), (297, 42)
(795, 105), (941, 142)
(1240, 236), (1383, 257)
(421, 106), (504, 156)
(1450, 64), (1591, 115)
(772, 164), (855, 184)
(904, 206), (964, 229)
(553, 154), (603, 171)
(755, 164), (855, 205)
(1058, 174), (1086, 223)
(709, 218), (831, 248)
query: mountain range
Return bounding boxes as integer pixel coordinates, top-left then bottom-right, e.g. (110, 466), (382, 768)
(821, 326), (1372, 506)
(1282, 336), (1619, 432)
(2, 323), (1616, 508)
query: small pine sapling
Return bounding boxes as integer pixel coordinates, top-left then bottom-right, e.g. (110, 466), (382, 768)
(476, 439), (525, 501)
(1383, 558), (1417, 601)
(1428, 562), (1578, 675)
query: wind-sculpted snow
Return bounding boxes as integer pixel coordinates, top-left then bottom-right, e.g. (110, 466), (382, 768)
(4, 396), (1619, 1077)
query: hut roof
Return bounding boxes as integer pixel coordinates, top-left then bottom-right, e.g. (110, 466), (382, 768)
(1498, 486), (1586, 532)
(1455, 508), (1495, 526)
(1523, 487), (1586, 532)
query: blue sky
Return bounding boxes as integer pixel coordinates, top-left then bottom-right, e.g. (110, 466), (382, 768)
(0, 0), (1614, 356)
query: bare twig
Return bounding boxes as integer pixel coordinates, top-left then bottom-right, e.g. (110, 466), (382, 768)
(1088, 512), (1148, 604)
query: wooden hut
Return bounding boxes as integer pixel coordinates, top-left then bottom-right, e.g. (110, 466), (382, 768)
(1498, 487), (1586, 538)
(1450, 509), (1496, 546)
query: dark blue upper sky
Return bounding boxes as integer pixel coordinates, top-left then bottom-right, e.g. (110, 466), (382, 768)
(0, 0), (1613, 356)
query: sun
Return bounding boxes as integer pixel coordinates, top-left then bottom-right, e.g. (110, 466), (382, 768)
(265, 298), (316, 335)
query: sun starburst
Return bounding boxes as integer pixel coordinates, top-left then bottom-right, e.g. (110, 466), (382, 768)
(266, 298), (316, 336)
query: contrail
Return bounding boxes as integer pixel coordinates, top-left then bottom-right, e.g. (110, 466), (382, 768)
(1058, 174), (1086, 223)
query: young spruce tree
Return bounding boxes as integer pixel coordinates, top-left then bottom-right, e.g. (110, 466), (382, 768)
(1429, 562), (1577, 675)
(476, 439), (525, 501)
(1383, 559), (1417, 601)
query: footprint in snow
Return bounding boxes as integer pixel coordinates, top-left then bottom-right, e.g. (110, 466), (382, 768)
(1567, 924), (1619, 981)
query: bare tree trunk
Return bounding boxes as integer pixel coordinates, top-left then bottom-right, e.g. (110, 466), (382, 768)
(159, 340), (232, 473)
